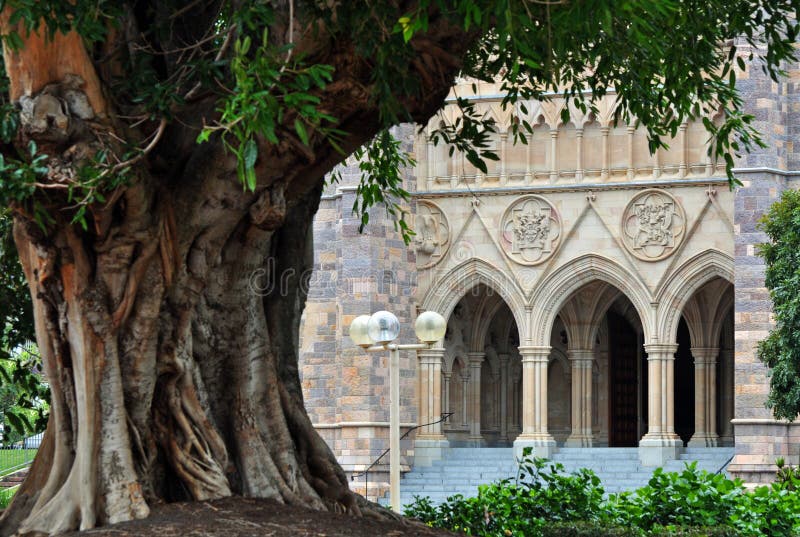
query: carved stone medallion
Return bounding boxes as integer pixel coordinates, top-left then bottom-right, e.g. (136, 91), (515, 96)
(622, 189), (685, 261)
(414, 200), (450, 269)
(500, 195), (561, 265)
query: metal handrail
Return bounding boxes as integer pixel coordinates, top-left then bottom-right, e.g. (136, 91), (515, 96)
(352, 412), (453, 503)
(715, 452), (736, 475)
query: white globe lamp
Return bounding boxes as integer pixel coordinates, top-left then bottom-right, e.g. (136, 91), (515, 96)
(414, 311), (447, 344)
(348, 315), (374, 348)
(367, 311), (400, 345)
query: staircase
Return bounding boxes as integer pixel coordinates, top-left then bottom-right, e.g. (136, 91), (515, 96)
(381, 446), (735, 508)
(551, 447), (735, 495)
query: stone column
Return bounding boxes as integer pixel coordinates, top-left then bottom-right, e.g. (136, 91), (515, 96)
(442, 371), (451, 420)
(575, 128), (584, 182)
(688, 347), (719, 447)
(549, 129), (559, 182)
(513, 346), (556, 458)
(639, 343), (682, 466)
(626, 125), (636, 180)
(600, 126), (610, 180)
(510, 361), (522, 432)
(467, 352), (485, 444)
(499, 132), (508, 185)
(566, 349), (594, 447)
(460, 370), (469, 428)
(415, 348), (449, 465)
(499, 353), (510, 442)
(417, 349), (446, 438)
(719, 349), (734, 445)
(678, 122), (688, 178)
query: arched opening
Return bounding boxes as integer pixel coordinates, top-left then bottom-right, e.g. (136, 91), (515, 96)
(718, 309), (734, 446)
(607, 308), (644, 447)
(675, 276), (734, 447)
(441, 284), (522, 446)
(547, 342), (571, 443)
(674, 317), (695, 444)
(448, 356), (467, 429)
(555, 283), (647, 448)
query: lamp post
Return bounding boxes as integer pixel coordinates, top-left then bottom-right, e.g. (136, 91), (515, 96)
(349, 310), (447, 513)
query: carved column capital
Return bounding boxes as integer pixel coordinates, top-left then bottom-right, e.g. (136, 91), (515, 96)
(567, 348), (594, 365)
(467, 352), (485, 367)
(518, 345), (551, 363)
(644, 343), (678, 359)
(418, 347), (445, 366)
(691, 347), (719, 365)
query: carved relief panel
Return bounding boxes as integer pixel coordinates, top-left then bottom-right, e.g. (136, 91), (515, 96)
(621, 189), (685, 261)
(500, 195), (561, 265)
(414, 200), (450, 269)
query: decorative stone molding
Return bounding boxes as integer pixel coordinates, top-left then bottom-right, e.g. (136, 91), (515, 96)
(527, 254), (654, 346)
(654, 249), (734, 345)
(500, 195), (561, 265)
(621, 189), (685, 261)
(414, 200), (450, 269)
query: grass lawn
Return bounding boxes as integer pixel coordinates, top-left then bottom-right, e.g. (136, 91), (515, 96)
(0, 485), (17, 508)
(0, 449), (37, 476)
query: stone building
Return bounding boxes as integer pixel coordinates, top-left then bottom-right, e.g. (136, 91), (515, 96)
(299, 52), (800, 491)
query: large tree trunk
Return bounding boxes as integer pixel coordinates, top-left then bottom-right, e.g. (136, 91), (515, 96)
(6, 173), (361, 536)
(0, 5), (469, 536)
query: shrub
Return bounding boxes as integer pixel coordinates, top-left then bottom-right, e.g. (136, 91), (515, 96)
(648, 527), (737, 537)
(774, 457), (800, 490)
(540, 521), (639, 537)
(405, 454), (605, 536)
(603, 463), (743, 530)
(730, 482), (800, 536)
(403, 455), (800, 537)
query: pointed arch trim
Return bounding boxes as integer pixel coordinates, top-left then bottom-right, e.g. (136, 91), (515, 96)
(527, 254), (653, 346)
(420, 258), (527, 340)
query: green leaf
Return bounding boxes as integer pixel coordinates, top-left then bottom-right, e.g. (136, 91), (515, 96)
(294, 119), (309, 146)
(242, 138), (258, 170)
(465, 151), (488, 174)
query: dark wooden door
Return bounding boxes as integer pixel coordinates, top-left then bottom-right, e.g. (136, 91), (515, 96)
(608, 312), (639, 447)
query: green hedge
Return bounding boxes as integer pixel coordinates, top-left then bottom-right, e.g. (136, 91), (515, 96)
(404, 453), (800, 537)
(540, 521), (638, 537)
(540, 522), (737, 537)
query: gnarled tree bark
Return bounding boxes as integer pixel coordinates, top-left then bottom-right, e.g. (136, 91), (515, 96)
(0, 4), (471, 535)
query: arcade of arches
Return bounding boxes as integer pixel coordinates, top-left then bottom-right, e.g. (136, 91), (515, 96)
(416, 279), (734, 461)
(300, 74), (800, 486)
(409, 80), (740, 467)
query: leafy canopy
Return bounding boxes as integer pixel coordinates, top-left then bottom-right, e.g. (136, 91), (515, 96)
(758, 189), (800, 420)
(0, 0), (796, 240)
(0, 210), (47, 441)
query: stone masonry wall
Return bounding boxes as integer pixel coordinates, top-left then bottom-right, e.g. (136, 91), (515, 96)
(299, 125), (420, 497)
(729, 47), (800, 483)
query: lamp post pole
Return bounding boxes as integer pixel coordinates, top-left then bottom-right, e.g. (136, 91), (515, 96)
(365, 342), (435, 512)
(350, 311), (447, 514)
(389, 345), (400, 512)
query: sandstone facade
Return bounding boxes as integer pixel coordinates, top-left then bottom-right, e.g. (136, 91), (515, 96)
(299, 55), (800, 492)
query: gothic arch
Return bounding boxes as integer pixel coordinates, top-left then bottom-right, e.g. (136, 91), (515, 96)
(421, 258), (527, 338)
(527, 254), (653, 346)
(444, 343), (468, 374)
(654, 249), (734, 345)
(470, 293), (506, 352)
(682, 281), (734, 349)
(558, 282), (621, 350)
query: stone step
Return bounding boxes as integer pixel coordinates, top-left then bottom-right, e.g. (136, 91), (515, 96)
(382, 447), (736, 507)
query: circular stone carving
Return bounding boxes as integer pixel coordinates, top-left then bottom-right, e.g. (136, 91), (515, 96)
(621, 189), (686, 261)
(500, 195), (561, 265)
(414, 200), (450, 269)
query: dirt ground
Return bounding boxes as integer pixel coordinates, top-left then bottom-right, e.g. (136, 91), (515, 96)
(59, 497), (456, 537)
